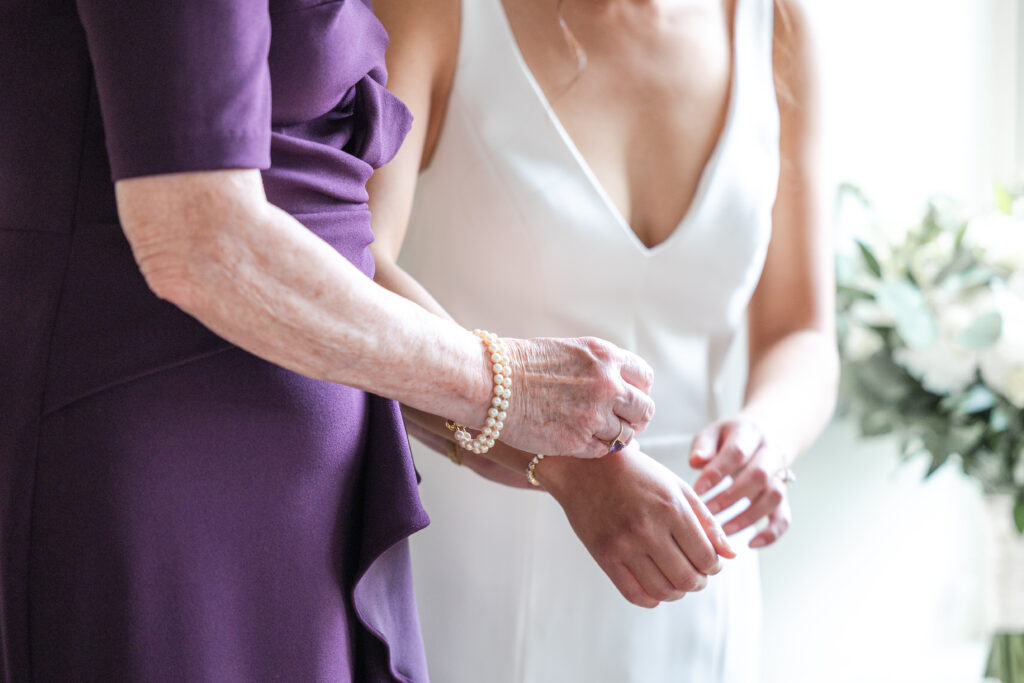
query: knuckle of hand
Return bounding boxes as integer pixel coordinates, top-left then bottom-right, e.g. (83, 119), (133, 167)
(584, 337), (613, 362)
(697, 553), (719, 575)
(751, 468), (769, 488)
(678, 573), (702, 593)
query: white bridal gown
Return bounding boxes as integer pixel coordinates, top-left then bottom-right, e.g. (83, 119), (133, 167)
(398, 0), (780, 680)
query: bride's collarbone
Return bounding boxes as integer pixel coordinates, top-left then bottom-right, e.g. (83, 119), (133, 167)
(502, 0), (734, 247)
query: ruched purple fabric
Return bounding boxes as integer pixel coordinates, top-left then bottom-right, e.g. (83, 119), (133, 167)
(0, 0), (427, 680)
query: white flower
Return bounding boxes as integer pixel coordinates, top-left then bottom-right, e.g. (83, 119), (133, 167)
(849, 299), (894, 327)
(893, 294), (986, 395)
(965, 211), (1024, 270)
(843, 325), (884, 361)
(979, 276), (1024, 407)
(895, 341), (978, 395)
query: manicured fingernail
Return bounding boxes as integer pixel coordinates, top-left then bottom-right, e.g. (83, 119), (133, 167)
(749, 538), (767, 549)
(706, 500), (721, 514)
(694, 478), (711, 495)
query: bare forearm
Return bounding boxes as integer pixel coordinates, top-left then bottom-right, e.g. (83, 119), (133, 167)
(118, 172), (491, 426)
(742, 329), (839, 460)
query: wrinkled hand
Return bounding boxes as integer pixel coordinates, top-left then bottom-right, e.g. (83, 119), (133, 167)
(689, 417), (792, 549)
(539, 444), (735, 608)
(499, 337), (655, 459)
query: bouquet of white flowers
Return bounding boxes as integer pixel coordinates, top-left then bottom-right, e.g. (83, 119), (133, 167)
(837, 187), (1024, 681)
(837, 186), (1024, 532)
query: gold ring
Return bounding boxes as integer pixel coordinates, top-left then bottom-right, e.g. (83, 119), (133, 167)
(608, 421), (628, 453)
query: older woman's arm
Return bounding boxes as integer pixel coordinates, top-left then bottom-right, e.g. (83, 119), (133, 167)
(689, 0), (839, 548)
(115, 168), (654, 460)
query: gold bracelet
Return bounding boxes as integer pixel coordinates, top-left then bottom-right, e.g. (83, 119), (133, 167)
(445, 330), (511, 455)
(445, 440), (463, 466)
(525, 453), (546, 487)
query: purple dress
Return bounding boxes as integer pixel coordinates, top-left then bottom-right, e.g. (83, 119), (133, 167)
(0, 1), (429, 680)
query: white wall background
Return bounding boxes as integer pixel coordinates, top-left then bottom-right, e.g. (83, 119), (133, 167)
(758, 2), (1022, 682)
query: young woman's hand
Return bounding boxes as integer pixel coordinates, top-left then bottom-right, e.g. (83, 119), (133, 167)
(689, 417), (793, 549)
(535, 444), (735, 608)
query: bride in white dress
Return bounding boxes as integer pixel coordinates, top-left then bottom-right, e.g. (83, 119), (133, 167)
(367, 0), (837, 680)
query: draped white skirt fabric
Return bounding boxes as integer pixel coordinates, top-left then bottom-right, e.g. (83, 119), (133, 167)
(410, 438), (762, 683)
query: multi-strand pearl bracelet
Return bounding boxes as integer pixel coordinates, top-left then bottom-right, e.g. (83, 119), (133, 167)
(445, 330), (511, 455)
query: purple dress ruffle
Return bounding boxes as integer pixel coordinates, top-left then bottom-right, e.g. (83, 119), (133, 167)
(0, 0), (429, 680)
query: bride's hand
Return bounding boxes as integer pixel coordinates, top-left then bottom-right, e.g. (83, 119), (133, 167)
(688, 417), (792, 549)
(500, 337), (655, 459)
(536, 444), (735, 608)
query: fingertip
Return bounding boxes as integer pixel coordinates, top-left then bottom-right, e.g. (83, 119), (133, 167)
(689, 454), (710, 468)
(749, 536), (768, 549)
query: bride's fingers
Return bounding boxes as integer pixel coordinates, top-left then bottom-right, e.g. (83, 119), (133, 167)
(694, 422), (763, 495)
(704, 449), (770, 514)
(749, 499), (792, 549)
(722, 485), (785, 536)
(603, 562), (659, 609)
(688, 424), (721, 467)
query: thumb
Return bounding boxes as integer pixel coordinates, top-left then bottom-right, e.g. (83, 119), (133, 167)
(688, 424), (722, 468)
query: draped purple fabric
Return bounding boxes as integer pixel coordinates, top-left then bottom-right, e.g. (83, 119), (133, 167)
(0, 0), (428, 680)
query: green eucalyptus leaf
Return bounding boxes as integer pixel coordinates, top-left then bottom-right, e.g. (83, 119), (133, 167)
(855, 353), (914, 403)
(991, 405), (1011, 432)
(953, 222), (968, 253)
(957, 311), (1003, 350)
(855, 239), (883, 278)
(860, 410), (894, 437)
(933, 249), (974, 285)
(837, 284), (875, 301)
(1014, 498), (1024, 534)
(876, 281), (937, 348)
(943, 266), (995, 292)
(942, 385), (998, 414)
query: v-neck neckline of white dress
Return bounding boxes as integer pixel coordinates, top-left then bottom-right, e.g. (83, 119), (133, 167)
(492, 0), (743, 257)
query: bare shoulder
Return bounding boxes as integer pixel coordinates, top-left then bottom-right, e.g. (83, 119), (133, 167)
(772, 0), (821, 111)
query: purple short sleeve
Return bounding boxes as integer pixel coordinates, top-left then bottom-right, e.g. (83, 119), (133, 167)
(76, 0), (272, 180)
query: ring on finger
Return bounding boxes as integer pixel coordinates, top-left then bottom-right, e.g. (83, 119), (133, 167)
(607, 421), (628, 453)
(773, 467), (797, 484)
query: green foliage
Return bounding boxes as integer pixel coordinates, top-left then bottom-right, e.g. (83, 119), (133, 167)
(836, 187), (1024, 533)
(986, 632), (1024, 682)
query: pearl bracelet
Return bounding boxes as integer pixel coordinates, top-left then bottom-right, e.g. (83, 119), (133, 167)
(525, 453), (546, 487)
(445, 329), (511, 455)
